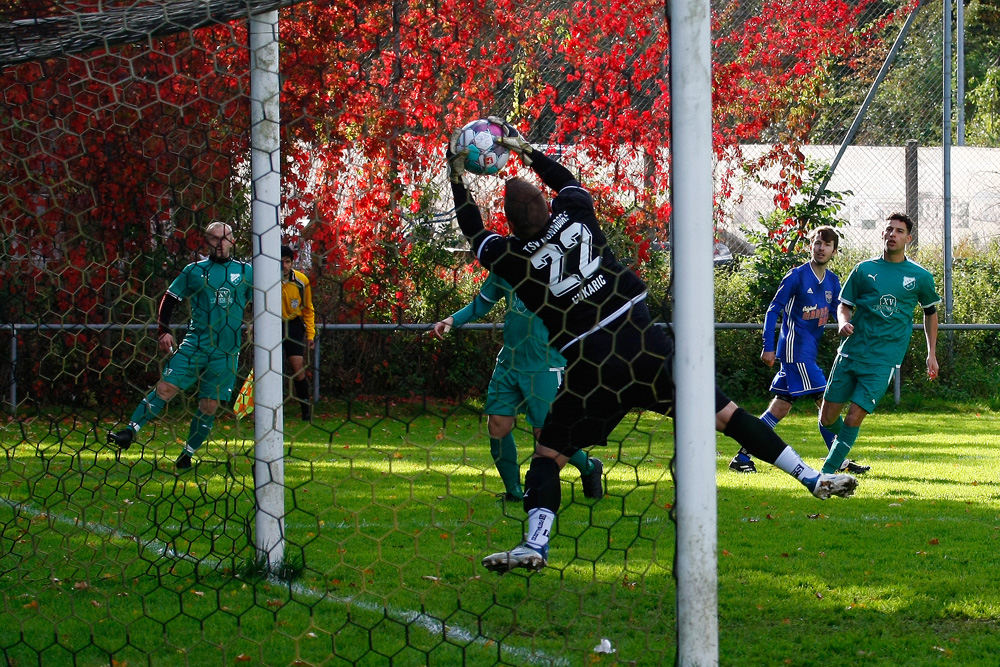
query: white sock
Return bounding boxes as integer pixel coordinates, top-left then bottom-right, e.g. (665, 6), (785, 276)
(525, 508), (555, 550)
(773, 446), (819, 483)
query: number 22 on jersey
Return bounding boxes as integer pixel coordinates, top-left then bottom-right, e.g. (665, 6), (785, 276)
(530, 221), (601, 297)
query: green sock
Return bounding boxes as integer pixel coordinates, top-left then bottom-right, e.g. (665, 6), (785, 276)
(828, 416), (844, 435)
(818, 415), (844, 451)
(490, 433), (522, 498)
(184, 410), (215, 454)
(822, 424), (860, 474)
(567, 449), (592, 475)
(128, 390), (166, 432)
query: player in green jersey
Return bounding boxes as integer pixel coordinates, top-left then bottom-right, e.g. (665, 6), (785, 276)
(432, 273), (604, 501)
(108, 221), (254, 471)
(819, 213), (940, 474)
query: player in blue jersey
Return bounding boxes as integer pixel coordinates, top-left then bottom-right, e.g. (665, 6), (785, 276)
(432, 272), (604, 502)
(108, 222), (253, 470)
(819, 213), (940, 474)
(728, 226), (868, 473)
(446, 119), (857, 574)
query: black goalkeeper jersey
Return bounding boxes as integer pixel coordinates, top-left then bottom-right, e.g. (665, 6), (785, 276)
(453, 152), (648, 352)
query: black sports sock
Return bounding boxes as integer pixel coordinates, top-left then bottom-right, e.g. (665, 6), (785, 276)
(723, 407), (786, 464)
(523, 456), (561, 513)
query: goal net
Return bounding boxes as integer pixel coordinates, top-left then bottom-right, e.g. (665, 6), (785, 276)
(0, 0), (975, 664)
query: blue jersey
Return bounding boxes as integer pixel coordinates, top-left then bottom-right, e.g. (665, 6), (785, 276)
(762, 262), (840, 364)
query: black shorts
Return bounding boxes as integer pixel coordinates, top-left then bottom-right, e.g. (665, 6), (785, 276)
(283, 317), (307, 358)
(540, 302), (730, 456)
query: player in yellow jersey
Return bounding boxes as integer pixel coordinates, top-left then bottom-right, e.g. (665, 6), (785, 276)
(281, 245), (316, 421)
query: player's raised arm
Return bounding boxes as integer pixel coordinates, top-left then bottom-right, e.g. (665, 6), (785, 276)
(489, 116), (577, 193)
(447, 140), (488, 244)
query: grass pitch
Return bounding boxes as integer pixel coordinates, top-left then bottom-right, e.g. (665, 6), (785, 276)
(1, 400), (999, 666)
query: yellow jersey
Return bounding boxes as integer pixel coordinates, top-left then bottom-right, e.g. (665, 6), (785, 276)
(281, 269), (315, 340)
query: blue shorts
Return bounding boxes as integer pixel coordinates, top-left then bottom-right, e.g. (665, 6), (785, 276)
(769, 360), (828, 401)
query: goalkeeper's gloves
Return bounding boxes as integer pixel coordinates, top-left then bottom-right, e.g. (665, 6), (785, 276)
(488, 116), (534, 165)
(446, 131), (468, 184)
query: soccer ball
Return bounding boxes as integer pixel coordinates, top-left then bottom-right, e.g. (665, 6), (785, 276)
(454, 119), (510, 176)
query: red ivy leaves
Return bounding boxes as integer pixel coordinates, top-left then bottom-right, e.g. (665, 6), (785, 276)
(2, 0), (893, 321)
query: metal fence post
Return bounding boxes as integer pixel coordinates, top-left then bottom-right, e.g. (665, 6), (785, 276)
(313, 330), (320, 403)
(8, 324), (16, 415)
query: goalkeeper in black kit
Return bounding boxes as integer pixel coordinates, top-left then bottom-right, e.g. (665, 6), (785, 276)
(447, 118), (858, 574)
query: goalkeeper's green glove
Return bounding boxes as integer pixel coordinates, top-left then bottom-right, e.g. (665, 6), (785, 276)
(488, 116), (534, 165)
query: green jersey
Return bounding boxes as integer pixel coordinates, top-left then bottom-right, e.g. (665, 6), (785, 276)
(167, 257), (253, 353)
(453, 273), (565, 372)
(837, 256), (940, 368)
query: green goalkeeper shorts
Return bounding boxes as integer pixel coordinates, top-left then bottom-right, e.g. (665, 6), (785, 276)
(484, 365), (562, 429)
(824, 354), (896, 414)
(161, 344), (240, 401)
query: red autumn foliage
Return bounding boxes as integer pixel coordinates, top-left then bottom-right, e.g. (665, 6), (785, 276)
(0, 0), (895, 402)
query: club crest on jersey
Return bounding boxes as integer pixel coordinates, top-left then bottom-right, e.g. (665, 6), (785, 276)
(230, 272), (243, 285)
(876, 294), (897, 317)
(216, 287), (234, 306)
(291, 298), (300, 309)
(902, 276), (916, 290)
(825, 290), (833, 303)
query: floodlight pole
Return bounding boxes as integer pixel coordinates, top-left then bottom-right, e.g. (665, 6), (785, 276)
(250, 9), (285, 571)
(669, 0), (718, 664)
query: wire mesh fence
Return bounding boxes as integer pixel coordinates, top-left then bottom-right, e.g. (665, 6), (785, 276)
(2, 0), (999, 664)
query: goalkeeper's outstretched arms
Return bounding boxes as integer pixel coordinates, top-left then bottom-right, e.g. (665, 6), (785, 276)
(488, 116), (578, 193)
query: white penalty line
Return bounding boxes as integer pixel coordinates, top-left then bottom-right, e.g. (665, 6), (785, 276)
(0, 496), (570, 667)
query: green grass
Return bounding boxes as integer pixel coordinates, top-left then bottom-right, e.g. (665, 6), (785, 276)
(1, 400), (999, 666)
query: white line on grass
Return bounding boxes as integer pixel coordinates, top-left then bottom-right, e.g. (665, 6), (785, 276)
(0, 496), (570, 667)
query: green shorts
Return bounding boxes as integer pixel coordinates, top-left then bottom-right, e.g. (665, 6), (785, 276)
(824, 354), (896, 414)
(484, 364), (563, 429)
(161, 343), (239, 401)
